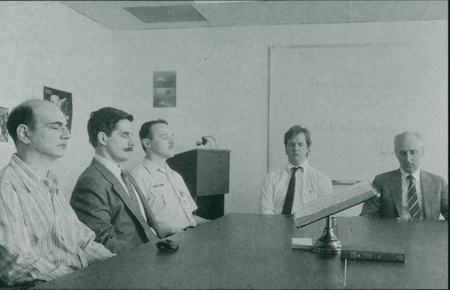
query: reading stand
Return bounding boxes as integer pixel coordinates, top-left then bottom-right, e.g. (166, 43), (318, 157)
(311, 215), (341, 257)
(294, 181), (380, 257)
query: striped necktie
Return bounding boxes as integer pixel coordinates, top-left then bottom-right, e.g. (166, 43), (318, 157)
(407, 175), (421, 219)
(282, 167), (301, 215)
(120, 169), (145, 219)
(120, 169), (160, 239)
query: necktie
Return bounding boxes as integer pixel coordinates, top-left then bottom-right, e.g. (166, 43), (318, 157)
(121, 169), (161, 239)
(282, 167), (301, 215)
(120, 169), (145, 220)
(407, 175), (421, 219)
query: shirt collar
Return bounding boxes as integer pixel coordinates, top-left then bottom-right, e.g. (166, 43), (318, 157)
(10, 153), (59, 193)
(94, 154), (122, 176)
(400, 167), (420, 181)
(142, 157), (169, 175)
(286, 159), (309, 172)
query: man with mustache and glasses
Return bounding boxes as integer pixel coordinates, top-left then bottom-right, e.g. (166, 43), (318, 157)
(360, 131), (448, 220)
(71, 107), (163, 254)
(260, 125), (333, 216)
(132, 120), (210, 237)
(0, 100), (114, 287)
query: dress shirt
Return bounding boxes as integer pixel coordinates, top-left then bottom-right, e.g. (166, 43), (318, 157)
(131, 158), (198, 236)
(399, 168), (423, 219)
(94, 154), (147, 222)
(260, 160), (333, 216)
(0, 154), (114, 286)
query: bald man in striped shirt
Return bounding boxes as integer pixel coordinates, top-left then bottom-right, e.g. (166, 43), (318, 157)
(0, 100), (114, 287)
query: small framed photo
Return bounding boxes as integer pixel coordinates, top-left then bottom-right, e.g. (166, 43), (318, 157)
(153, 71), (176, 108)
(44, 87), (73, 132)
(0, 107), (8, 142)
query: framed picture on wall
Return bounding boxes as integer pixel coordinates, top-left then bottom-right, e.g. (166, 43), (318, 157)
(153, 71), (176, 108)
(0, 107), (8, 142)
(43, 86), (73, 132)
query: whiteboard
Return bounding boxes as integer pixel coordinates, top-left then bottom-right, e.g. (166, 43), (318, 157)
(269, 42), (448, 182)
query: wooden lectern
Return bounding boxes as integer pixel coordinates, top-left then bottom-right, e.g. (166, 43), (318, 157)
(167, 149), (230, 219)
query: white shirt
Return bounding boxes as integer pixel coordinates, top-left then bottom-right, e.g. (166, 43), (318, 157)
(94, 154), (147, 222)
(131, 158), (198, 236)
(260, 160), (333, 215)
(399, 168), (423, 219)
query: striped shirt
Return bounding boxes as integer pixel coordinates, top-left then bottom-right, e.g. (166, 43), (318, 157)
(0, 154), (114, 286)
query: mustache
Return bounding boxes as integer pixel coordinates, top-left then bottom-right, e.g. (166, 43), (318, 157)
(124, 147), (134, 152)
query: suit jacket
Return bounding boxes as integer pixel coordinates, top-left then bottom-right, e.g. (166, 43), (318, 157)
(71, 158), (163, 254)
(360, 169), (448, 219)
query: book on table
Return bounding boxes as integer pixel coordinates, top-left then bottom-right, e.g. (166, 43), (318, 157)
(341, 249), (405, 263)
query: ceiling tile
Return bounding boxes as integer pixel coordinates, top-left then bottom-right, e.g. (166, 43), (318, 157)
(124, 5), (207, 23)
(349, 1), (431, 22)
(193, 1), (277, 26)
(61, 1), (448, 31)
(422, 0), (448, 20)
(266, 1), (349, 25)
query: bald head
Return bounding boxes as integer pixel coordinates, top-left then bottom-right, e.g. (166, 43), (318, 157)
(394, 131), (424, 174)
(7, 99), (67, 144)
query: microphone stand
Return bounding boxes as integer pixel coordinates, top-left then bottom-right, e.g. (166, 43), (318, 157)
(196, 136), (217, 149)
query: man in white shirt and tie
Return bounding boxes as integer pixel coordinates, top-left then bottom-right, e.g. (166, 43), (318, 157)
(259, 125), (333, 216)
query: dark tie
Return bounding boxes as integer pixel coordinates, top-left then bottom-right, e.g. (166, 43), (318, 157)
(407, 175), (421, 219)
(120, 169), (161, 239)
(282, 167), (301, 215)
(120, 169), (146, 220)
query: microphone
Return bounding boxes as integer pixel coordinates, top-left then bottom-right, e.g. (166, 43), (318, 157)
(196, 136), (217, 148)
(196, 137), (208, 146)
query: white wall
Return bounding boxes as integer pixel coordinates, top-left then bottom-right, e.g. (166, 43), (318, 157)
(0, 2), (446, 215)
(111, 20), (448, 215)
(0, 2), (113, 197)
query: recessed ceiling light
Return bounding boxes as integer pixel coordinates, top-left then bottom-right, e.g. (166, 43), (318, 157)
(124, 5), (207, 23)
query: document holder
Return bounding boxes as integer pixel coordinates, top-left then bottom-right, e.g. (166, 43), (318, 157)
(294, 181), (379, 228)
(293, 181), (380, 256)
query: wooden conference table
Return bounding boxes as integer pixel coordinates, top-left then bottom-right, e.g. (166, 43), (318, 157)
(35, 213), (448, 289)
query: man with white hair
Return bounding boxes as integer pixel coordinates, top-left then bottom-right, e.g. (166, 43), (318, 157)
(361, 131), (448, 219)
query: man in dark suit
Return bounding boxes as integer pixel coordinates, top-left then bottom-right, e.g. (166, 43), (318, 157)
(361, 131), (448, 219)
(71, 107), (163, 254)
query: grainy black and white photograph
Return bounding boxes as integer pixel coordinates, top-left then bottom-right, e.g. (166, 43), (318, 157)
(0, 1), (447, 289)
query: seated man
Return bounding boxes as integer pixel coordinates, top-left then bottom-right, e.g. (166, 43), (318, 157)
(71, 107), (163, 254)
(132, 119), (210, 237)
(260, 125), (333, 216)
(361, 131), (448, 219)
(0, 100), (113, 287)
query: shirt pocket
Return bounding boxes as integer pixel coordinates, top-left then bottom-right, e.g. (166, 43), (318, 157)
(148, 185), (167, 210)
(303, 186), (318, 203)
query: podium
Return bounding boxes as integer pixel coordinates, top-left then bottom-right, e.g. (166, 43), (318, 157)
(167, 149), (230, 219)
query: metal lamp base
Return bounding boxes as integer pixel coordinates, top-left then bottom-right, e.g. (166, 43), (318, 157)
(311, 215), (342, 258)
